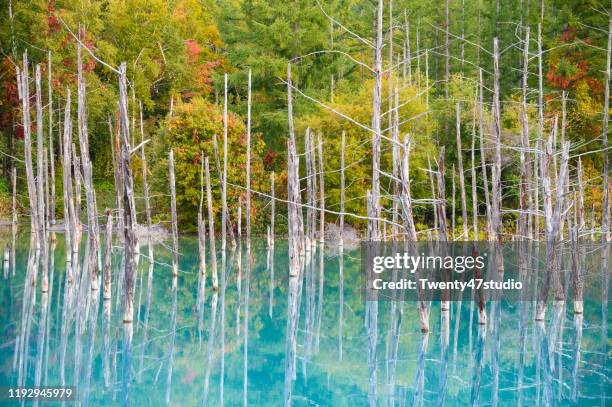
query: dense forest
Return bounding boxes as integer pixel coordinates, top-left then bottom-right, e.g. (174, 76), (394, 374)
(0, 0), (610, 238)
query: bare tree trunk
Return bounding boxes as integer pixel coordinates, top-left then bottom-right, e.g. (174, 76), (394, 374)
(392, 88), (400, 241)
(61, 90), (76, 284)
(118, 62), (137, 323)
(370, 0), (383, 241)
(404, 11), (412, 85)
(445, 0), (450, 99)
(109, 117), (124, 238)
(339, 132), (345, 246)
(269, 172), (275, 248)
(169, 150), (179, 278)
(48, 52), (56, 228)
(35, 65), (46, 243)
(437, 150), (448, 242)
(318, 132), (325, 243)
(287, 63), (304, 275)
(246, 69), (252, 247)
(18, 55), (41, 249)
(520, 27), (531, 241)
(602, 4), (611, 243)
(198, 152), (206, 277)
(399, 137), (417, 241)
(104, 209), (113, 300)
(212, 134), (235, 246)
(471, 103), (478, 239)
(536, 23), (545, 239)
(478, 69), (492, 237)
(428, 157), (439, 239)
(12, 167), (17, 225)
(577, 158), (586, 232)
(491, 39), (503, 241)
(205, 157), (218, 291)
(456, 103), (468, 240)
(77, 41), (100, 289)
(222, 73), (229, 250)
(139, 103), (153, 264)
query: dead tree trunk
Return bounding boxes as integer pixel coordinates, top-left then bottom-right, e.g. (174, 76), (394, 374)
(370, 0), (383, 241)
(444, 0), (450, 99)
(212, 134), (235, 247)
(61, 90), (76, 282)
(18, 53), (39, 241)
(520, 26), (531, 241)
(246, 69), (252, 247)
(205, 157), (219, 291)
(35, 65), (46, 243)
(318, 132), (325, 244)
(118, 62), (137, 323)
(456, 103), (468, 240)
(222, 73), (229, 250)
(339, 132), (345, 246)
(104, 209), (113, 300)
(399, 137), (417, 241)
(478, 69), (492, 238)
(48, 52), (56, 228)
(269, 172), (275, 248)
(287, 63), (304, 275)
(77, 42), (100, 289)
(491, 38), (502, 241)
(602, 5), (611, 243)
(471, 104), (478, 239)
(169, 150), (179, 278)
(12, 167), (17, 225)
(139, 103), (153, 264)
(198, 152), (206, 278)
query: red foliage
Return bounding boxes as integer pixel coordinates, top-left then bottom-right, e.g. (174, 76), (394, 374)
(263, 149), (277, 168)
(47, 1), (61, 36)
(546, 25), (602, 93)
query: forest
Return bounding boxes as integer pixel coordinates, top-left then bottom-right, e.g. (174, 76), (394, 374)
(0, 0), (609, 240)
(0, 1), (610, 406)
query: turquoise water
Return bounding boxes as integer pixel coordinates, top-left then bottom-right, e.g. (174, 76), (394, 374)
(0, 229), (609, 406)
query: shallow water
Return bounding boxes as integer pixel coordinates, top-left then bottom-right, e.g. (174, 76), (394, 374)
(0, 229), (609, 406)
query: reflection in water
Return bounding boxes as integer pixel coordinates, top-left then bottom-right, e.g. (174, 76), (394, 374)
(0, 232), (609, 406)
